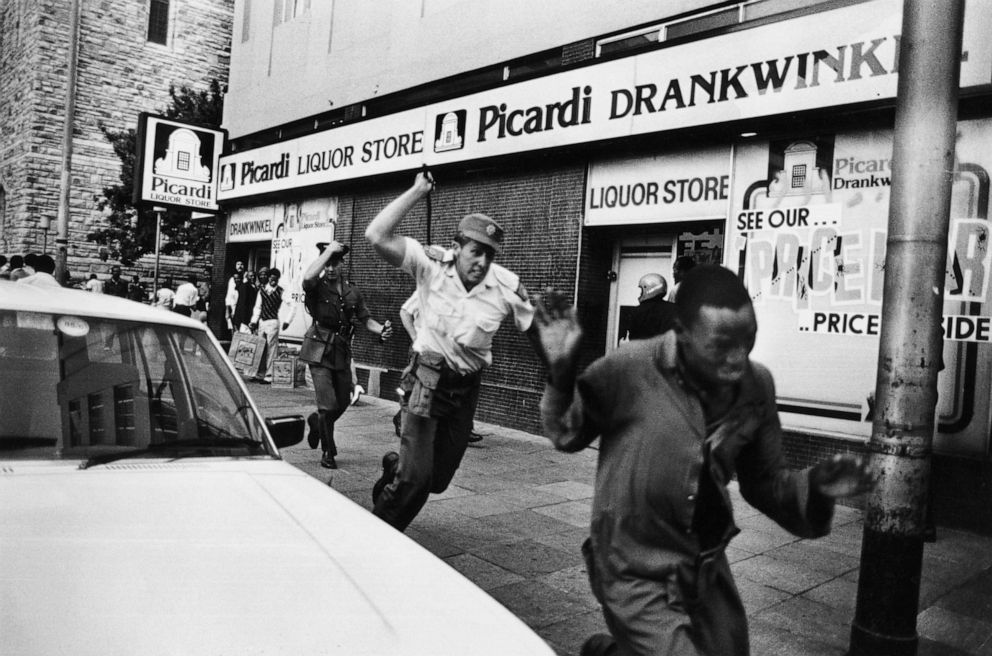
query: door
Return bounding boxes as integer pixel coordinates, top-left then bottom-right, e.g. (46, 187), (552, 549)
(607, 222), (726, 350)
(609, 237), (673, 350)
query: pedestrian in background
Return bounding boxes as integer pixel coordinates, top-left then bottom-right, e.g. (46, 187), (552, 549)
(173, 274), (199, 316)
(364, 171), (535, 531)
(225, 261), (245, 332)
(127, 274), (147, 303)
(249, 267), (295, 384)
(18, 254), (59, 287)
(85, 273), (104, 293)
(667, 255), (697, 302)
(391, 292), (421, 437)
(104, 265), (128, 298)
(534, 265), (876, 656)
(193, 283), (210, 324)
(154, 278), (175, 310)
(300, 241), (392, 469)
(232, 270), (258, 332)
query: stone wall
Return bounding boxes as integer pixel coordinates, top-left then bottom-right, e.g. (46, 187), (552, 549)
(0, 0), (233, 288)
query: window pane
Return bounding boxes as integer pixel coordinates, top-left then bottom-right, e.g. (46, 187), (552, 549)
(241, 0), (251, 42)
(599, 31), (659, 57)
(147, 0), (169, 44)
(666, 7), (738, 40)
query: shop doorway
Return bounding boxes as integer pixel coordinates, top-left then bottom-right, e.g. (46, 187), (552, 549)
(607, 221), (725, 351)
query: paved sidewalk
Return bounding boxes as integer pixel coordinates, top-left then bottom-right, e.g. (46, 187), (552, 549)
(250, 381), (992, 656)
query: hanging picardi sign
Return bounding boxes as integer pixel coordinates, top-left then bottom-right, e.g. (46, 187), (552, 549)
(133, 113), (227, 212)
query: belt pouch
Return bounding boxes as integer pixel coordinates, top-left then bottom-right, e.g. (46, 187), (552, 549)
(299, 323), (332, 364)
(407, 352), (444, 417)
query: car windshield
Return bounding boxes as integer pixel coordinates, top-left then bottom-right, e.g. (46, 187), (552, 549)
(0, 309), (270, 462)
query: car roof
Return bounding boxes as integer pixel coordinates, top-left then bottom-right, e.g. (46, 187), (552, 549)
(0, 280), (205, 330)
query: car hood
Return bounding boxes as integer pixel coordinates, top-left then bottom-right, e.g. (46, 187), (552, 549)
(0, 460), (554, 656)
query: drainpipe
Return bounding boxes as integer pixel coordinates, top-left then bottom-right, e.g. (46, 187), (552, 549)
(55, 0), (81, 285)
(848, 1), (965, 655)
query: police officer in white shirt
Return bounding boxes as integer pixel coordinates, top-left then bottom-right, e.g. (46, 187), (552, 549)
(365, 171), (535, 531)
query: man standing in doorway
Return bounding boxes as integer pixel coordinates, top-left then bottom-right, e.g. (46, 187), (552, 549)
(627, 273), (677, 340)
(667, 255), (697, 302)
(249, 268), (295, 384)
(534, 265), (876, 656)
(300, 241), (392, 469)
(232, 270), (258, 333)
(364, 171), (535, 531)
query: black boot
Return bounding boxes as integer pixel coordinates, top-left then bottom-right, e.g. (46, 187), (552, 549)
(307, 412), (320, 449)
(372, 452), (399, 505)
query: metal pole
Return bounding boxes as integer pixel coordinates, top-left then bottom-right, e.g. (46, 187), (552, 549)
(153, 209), (164, 293)
(54, 0), (81, 285)
(849, 2), (964, 654)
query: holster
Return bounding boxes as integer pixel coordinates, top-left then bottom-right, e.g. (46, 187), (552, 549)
(402, 351), (445, 417)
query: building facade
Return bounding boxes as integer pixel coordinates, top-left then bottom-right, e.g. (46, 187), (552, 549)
(218, 0), (992, 532)
(0, 0), (233, 286)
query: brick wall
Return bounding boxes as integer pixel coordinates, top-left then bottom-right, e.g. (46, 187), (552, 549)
(0, 0), (232, 285)
(339, 161), (585, 434)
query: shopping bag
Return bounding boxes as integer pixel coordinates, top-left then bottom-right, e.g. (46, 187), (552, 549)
(228, 332), (267, 377)
(272, 355), (299, 388)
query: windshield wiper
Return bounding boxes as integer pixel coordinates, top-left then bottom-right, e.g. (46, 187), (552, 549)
(80, 437), (266, 469)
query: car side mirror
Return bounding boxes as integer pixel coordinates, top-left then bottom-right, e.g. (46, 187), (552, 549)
(265, 414), (305, 449)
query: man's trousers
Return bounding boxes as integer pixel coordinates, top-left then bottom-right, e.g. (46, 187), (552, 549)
(373, 352), (481, 531)
(308, 364), (352, 457)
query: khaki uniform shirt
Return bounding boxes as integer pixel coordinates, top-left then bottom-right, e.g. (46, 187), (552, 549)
(400, 237), (534, 374)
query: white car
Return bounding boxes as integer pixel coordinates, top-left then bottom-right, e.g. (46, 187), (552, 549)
(0, 281), (554, 656)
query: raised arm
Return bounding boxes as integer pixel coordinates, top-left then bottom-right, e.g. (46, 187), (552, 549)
(365, 172), (434, 267)
(534, 288), (596, 452)
(534, 288), (583, 392)
(303, 240), (346, 284)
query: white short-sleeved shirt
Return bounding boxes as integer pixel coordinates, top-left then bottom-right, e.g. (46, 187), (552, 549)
(401, 237), (534, 374)
(174, 282), (199, 307)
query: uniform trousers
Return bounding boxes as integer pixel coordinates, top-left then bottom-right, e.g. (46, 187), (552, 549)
(257, 318), (279, 380)
(308, 364), (352, 457)
(373, 352), (481, 531)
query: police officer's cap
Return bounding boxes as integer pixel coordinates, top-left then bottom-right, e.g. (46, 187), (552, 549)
(317, 242), (350, 260)
(458, 213), (504, 253)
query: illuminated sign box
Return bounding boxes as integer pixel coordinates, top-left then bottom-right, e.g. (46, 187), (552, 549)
(134, 114), (226, 213)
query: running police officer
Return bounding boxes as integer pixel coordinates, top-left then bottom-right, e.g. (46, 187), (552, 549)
(300, 240), (392, 469)
(364, 171), (535, 531)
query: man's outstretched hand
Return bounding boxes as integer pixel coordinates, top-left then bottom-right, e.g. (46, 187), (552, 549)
(534, 287), (582, 389)
(810, 454), (878, 498)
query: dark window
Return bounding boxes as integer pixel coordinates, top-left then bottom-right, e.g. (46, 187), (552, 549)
(504, 49), (562, 81)
(241, 0), (251, 42)
(177, 152), (190, 171)
(792, 164), (807, 189)
(147, 0), (169, 45)
(599, 30), (659, 57)
(274, 0), (309, 25)
(665, 7), (738, 40)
